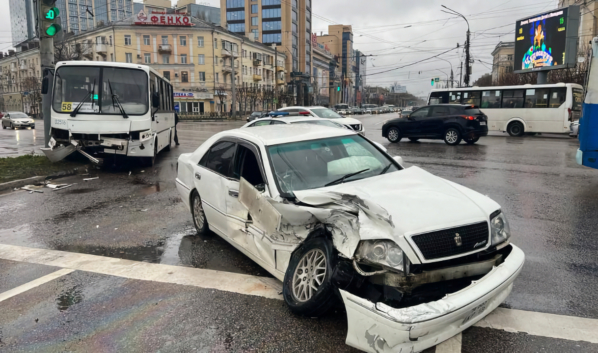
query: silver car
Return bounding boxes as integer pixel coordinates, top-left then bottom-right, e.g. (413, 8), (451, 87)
(1, 112), (35, 129)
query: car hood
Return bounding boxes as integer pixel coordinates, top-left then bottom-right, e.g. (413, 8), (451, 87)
(293, 166), (499, 242)
(332, 117), (362, 125)
(12, 118), (32, 122)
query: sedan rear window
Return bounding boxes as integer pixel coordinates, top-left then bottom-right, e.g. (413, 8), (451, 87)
(464, 108), (482, 115)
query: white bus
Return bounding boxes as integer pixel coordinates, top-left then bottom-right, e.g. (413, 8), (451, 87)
(43, 61), (175, 166)
(428, 83), (583, 136)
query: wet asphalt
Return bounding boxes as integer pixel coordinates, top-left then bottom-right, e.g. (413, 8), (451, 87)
(1, 113), (598, 352)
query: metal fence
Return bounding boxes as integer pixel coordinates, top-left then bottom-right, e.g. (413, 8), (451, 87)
(177, 112), (249, 121)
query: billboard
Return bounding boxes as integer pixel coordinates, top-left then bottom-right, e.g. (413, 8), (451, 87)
(514, 6), (580, 73)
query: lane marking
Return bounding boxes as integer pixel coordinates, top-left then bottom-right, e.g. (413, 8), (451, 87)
(435, 333), (462, 353)
(477, 307), (598, 344)
(0, 268), (74, 302)
(1, 244), (597, 345)
(0, 243), (282, 300)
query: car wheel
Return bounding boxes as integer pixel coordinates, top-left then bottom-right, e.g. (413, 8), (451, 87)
(507, 121), (524, 137)
(465, 137), (480, 145)
(387, 127), (401, 143)
(31, 125), (35, 129)
(282, 237), (338, 317)
(444, 128), (462, 145)
(191, 190), (209, 235)
(408, 137), (419, 142)
(11, 123), (15, 130)
(2, 124), (5, 129)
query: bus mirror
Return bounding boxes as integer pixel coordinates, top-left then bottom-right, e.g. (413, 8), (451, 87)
(152, 92), (160, 108)
(41, 76), (49, 94)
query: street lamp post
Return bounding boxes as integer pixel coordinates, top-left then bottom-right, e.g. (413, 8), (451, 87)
(435, 56), (454, 88)
(436, 69), (449, 89)
(441, 5), (470, 86)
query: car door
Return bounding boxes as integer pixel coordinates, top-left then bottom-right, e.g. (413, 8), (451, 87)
(193, 140), (237, 236)
(225, 141), (275, 267)
(403, 107), (430, 135)
(424, 106), (450, 137)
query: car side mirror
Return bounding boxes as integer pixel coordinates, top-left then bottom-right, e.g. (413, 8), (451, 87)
(152, 92), (160, 108)
(393, 156), (404, 166)
(41, 76), (49, 94)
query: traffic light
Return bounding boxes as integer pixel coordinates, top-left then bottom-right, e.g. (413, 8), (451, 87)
(40, 0), (62, 37)
(431, 79), (434, 86)
(337, 85), (341, 92)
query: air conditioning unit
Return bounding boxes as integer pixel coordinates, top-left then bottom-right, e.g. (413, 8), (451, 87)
(137, 54), (141, 58)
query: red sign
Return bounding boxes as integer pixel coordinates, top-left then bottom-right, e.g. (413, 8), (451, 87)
(135, 11), (194, 26)
(312, 33), (318, 45)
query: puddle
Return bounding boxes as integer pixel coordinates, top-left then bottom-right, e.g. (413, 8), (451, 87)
(136, 182), (161, 196)
(0, 224), (41, 247)
(56, 285), (84, 312)
(53, 243), (165, 263)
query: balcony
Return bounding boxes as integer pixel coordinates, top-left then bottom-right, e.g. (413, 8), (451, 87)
(221, 49), (239, 58)
(95, 43), (107, 54)
(277, 78), (285, 85)
(276, 66), (284, 72)
(10, 65), (17, 73)
(19, 62), (28, 70)
(158, 44), (172, 53)
(253, 59), (262, 66)
(253, 74), (262, 81)
(222, 65), (232, 74)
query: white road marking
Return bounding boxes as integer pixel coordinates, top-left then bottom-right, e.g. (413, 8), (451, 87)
(0, 268), (74, 302)
(435, 333), (462, 353)
(1, 244), (597, 346)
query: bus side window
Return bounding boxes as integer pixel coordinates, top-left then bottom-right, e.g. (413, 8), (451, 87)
(482, 91), (501, 108)
(159, 79), (166, 110)
(502, 90), (524, 108)
(169, 85), (174, 111)
(449, 91), (461, 104)
(463, 91), (481, 106)
(549, 88), (566, 108)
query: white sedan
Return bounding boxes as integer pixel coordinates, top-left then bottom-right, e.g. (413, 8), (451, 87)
(175, 125), (524, 352)
(241, 116), (349, 130)
(277, 106), (365, 135)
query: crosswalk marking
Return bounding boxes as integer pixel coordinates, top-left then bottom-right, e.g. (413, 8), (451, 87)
(0, 268), (74, 302)
(0, 243), (597, 346)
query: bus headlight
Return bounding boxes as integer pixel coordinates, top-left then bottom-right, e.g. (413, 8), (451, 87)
(490, 211), (511, 246)
(356, 240), (404, 272)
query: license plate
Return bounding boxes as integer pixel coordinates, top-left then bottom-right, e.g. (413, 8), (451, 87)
(462, 300), (488, 325)
(480, 122), (486, 125)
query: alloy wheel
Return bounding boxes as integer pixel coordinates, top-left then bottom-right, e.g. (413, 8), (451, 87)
(446, 130), (458, 144)
(388, 128), (399, 142)
(193, 195), (205, 230)
(292, 249), (327, 302)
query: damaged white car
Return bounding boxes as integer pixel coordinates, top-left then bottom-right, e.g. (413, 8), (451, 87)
(175, 125), (525, 352)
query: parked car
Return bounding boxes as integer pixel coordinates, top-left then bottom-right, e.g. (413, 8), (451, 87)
(175, 124), (524, 353)
(242, 116), (349, 130)
(1, 112), (35, 130)
(247, 111), (267, 122)
(278, 106), (365, 135)
(399, 109), (412, 118)
(382, 104), (488, 145)
(570, 120), (579, 138)
(353, 107), (364, 115)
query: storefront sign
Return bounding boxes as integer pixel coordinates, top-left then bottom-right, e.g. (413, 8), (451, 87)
(312, 33), (330, 54)
(174, 92), (214, 99)
(135, 11), (194, 26)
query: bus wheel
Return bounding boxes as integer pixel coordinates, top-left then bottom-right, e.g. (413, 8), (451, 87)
(507, 122), (524, 137)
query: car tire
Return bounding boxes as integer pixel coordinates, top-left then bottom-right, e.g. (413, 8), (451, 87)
(387, 127), (401, 143)
(2, 124), (5, 129)
(282, 236), (338, 317)
(191, 190), (210, 235)
(444, 128), (462, 145)
(465, 137), (480, 145)
(408, 137), (419, 142)
(10, 123), (15, 130)
(31, 125), (35, 129)
(507, 121), (524, 137)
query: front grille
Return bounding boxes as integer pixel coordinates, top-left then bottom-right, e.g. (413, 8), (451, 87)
(411, 222), (489, 260)
(350, 124), (362, 131)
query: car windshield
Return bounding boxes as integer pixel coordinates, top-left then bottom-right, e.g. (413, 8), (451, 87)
(10, 113), (28, 119)
(268, 135), (400, 194)
(291, 120), (343, 128)
(465, 108), (482, 115)
(310, 108), (343, 119)
(53, 66), (149, 115)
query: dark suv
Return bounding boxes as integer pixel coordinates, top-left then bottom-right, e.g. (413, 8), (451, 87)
(382, 104), (488, 145)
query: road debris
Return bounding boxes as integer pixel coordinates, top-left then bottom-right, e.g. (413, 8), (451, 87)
(83, 177), (99, 181)
(21, 185), (44, 193)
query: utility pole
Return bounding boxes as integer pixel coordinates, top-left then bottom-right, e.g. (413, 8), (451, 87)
(38, 0), (62, 147)
(450, 69), (454, 88)
(459, 62), (463, 88)
(441, 5), (470, 86)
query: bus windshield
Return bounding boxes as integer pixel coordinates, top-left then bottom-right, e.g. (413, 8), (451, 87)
(53, 66), (149, 115)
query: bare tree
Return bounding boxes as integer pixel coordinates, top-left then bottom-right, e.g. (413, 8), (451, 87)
(215, 85), (227, 113)
(473, 73), (492, 87)
(21, 77), (42, 118)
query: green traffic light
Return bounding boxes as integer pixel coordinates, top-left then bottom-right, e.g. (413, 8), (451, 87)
(45, 24), (61, 37)
(337, 86), (340, 92)
(45, 7), (59, 19)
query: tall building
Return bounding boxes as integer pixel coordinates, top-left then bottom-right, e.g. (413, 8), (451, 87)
(317, 25), (355, 105)
(9, 0), (36, 46)
(491, 41), (514, 83)
(220, 0), (314, 104)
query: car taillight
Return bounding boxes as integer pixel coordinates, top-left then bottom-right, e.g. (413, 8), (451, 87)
(461, 115), (476, 120)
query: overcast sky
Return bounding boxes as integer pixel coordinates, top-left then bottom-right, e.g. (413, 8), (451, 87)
(1, 0), (558, 96)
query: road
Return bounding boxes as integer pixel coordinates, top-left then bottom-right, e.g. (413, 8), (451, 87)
(0, 120), (43, 157)
(1, 113), (597, 352)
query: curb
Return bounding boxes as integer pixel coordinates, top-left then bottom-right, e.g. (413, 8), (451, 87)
(0, 165), (91, 193)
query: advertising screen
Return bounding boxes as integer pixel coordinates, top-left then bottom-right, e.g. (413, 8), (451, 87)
(514, 7), (578, 73)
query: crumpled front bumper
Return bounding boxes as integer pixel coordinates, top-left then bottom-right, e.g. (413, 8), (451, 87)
(340, 244), (525, 353)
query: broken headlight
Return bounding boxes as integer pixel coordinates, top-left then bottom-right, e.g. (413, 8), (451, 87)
(490, 211), (511, 246)
(356, 240), (404, 272)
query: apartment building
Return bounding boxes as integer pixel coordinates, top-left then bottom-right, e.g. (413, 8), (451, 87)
(220, 0), (314, 104)
(52, 13), (284, 113)
(491, 42), (515, 83)
(317, 25), (356, 105)
(0, 46), (43, 115)
(136, 0), (221, 25)
(312, 39), (333, 106)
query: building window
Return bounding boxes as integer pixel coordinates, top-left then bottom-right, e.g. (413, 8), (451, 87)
(292, 23), (298, 34)
(226, 11), (245, 21)
(263, 0), (281, 4)
(180, 36), (186, 46)
(163, 71), (170, 81)
(198, 54), (205, 64)
(216, 73), (219, 82)
(262, 33), (282, 44)
(226, 0), (244, 7)
(214, 39), (218, 48)
(163, 54), (169, 64)
(198, 36), (204, 47)
(215, 56), (219, 65)
(181, 54), (187, 64)
(199, 72), (206, 81)
(110, 53), (114, 61)
(228, 23), (245, 33)
(251, 29), (259, 40)
(251, 4), (258, 13)
(124, 35), (131, 45)
(251, 17), (258, 26)
(292, 10), (297, 22)
(109, 35), (112, 45)
(125, 53), (132, 63)
(262, 8), (281, 18)
(507, 54), (513, 61)
(263, 21), (281, 31)
(162, 36), (168, 45)
(144, 53), (151, 63)
(181, 71), (188, 82)
(143, 35), (150, 45)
